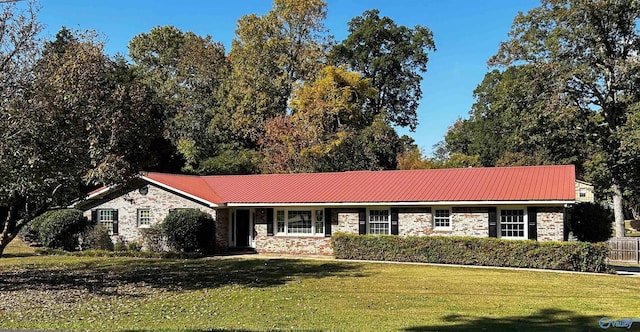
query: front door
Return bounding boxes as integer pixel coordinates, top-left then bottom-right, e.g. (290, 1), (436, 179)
(236, 210), (251, 247)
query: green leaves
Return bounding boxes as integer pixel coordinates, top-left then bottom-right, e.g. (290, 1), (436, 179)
(330, 9), (435, 131)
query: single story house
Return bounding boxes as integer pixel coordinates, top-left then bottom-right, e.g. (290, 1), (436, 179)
(77, 165), (590, 255)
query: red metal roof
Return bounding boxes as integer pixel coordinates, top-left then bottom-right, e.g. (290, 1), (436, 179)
(143, 165), (576, 206)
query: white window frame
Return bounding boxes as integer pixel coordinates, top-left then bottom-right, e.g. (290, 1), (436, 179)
(498, 207), (527, 239)
(433, 208), (452, 230)
(275, 209), (324, 236)
(97, 209), (116, 235)
(137, 209), (151, 228)
(368, 208), (390, 235)
(579, 188), (587, 198)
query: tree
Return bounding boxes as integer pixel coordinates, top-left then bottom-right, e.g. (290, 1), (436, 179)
(259, 65), (375, 173)
(489, 0), (640, 237)
(444, 65), (593, 175)
(129, 25), (234, 174)
(330, 9), (435, 130)
(226, 0), (330, 144)
(0, 27), (160, 256)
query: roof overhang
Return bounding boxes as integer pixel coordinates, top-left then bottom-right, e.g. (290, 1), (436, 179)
(224, 200), (575, 207)
(141, 175), (218, 208)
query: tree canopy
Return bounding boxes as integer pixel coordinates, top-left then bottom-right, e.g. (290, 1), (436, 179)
(330, 9), (435, 131)
(0, 24), (160, 256)
(442, 0), (640, 237)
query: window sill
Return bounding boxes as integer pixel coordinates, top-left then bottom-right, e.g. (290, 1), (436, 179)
(138, 225), (151, 229)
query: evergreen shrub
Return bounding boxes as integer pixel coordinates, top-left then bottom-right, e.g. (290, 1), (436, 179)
(331, 233), (610, 273)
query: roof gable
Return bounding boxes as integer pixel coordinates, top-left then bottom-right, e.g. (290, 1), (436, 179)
(143, 165), (576, 206)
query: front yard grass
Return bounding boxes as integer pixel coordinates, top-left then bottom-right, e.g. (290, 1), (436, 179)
(1, 240), (639, 331)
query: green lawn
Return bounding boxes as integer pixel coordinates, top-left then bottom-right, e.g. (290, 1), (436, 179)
(1, 240), (639, 331)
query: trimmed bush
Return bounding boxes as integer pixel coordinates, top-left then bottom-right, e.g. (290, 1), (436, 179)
(81, 224), (114, 251)
(18, 218), (41, 245)
(30, 209), (90, 251)
(569, 202), (613, 242)
(331, 233), (610, 273)
(630, 220), (640, 231)
(162, 209), (215, 253)
(140, 224), (167, 252)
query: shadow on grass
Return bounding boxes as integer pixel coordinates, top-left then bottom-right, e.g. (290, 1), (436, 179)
(0, 257), (365, 295)
(404, 308), (606, 331)
(0, 252), (39, 258)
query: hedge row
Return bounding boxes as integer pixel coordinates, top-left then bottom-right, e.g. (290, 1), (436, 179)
(331, 233), (611, 273)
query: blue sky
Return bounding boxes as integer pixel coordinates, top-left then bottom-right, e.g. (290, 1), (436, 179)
(37, 0), (540, 156)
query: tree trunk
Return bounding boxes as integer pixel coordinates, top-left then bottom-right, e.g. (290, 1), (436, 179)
(0, 219), (15, 258)
(632, 205), (640, 221)
(612, 182), (626, 237)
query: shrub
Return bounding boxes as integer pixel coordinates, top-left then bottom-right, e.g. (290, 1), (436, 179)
(331, 233), (611, 273)
(127, 241), (142, 252)
(114, 239), (127, 251)
(81, 224), (114, 251)
(31, 209), (89, 251)
(569, 202), (613, 242)
(630, 220), (640, 231)
(162, 209), (215, 253)
(140, 224), (167, 252)
(18, 218), (42, 245)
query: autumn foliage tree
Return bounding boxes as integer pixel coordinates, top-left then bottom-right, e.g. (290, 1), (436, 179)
(0, 25), (160, 256)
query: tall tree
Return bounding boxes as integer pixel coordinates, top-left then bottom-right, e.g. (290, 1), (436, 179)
(490, 0), (640, 237)
(259, 65), (375, 173)
(444, 65), (589, 170)
(226, 0), (329, 144)
(0, 28), (160, 256)
(330, 9), (435, 130)
(129, 26), (243, 174)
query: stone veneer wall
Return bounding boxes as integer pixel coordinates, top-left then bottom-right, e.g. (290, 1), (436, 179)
(536, 207), (564, 241)
(248, 205), (566, 255)
(398, 208), (433, 236)
(450, 207), (489, 237)
(82, 184), (223, 249)
(253, 209), (360, 255)
(254, 224), (333, 255)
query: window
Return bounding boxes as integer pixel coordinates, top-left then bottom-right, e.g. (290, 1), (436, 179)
(434, 209), (451, 228)
(369, 209), (390, 235)
(138, 209), (151, 227)
(275, 209), (324, 235)
(97, 209), (117, 235)
(579, 188), (587, 198)
(288, 210), (312, 234)
(500, 209), (525, 238)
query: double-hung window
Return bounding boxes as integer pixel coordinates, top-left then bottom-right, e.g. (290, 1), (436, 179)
(137, 209), (151, 228)
(368, 209), (390, 235)
(500, 209), (525, 238)
(97, 209), (118, 235)
(433, 209), (451, 229)
(275, 209), (324, 235)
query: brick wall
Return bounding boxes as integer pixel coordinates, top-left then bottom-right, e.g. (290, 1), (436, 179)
(398, 208), (433, 236)
(451, 207), (489, 237)
(536, 207), (564, 241)
(82, 184), (219, 248)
